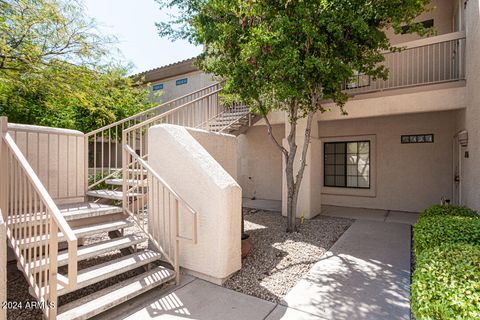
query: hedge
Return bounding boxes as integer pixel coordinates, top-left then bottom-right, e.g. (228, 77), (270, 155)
(420, 205), (478, 220)
(413, 214), (480, 256)
(411, 243), (480, 320)
(412, 205), (480, 320)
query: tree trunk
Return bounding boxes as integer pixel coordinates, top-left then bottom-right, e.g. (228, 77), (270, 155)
(262, 103), (314, 233)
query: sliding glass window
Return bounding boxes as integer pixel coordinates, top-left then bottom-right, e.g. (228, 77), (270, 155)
(324, 141), (370, 188)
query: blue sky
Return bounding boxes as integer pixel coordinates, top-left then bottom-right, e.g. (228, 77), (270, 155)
(84, 0), (202, 75)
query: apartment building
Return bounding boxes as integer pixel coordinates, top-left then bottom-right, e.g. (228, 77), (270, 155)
(241, 0), (480, 217)
(136, 58), (216, 103)
(142, 0), (478, 216)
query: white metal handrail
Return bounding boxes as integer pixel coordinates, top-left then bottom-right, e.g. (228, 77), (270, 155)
(344, 32), (466, 95)
(123, 145), (197, 284)
(85, 82), (223, 190)
(0, 117), (78, 320)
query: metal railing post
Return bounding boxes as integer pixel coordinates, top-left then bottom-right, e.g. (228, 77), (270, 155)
(0, 117), (8, 222)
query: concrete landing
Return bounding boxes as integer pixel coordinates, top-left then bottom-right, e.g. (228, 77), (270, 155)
(92, 275), (277, 320)
(281, 220), (411, 320)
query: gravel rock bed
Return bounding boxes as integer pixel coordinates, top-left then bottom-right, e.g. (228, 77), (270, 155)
(223, 209), (354, 303)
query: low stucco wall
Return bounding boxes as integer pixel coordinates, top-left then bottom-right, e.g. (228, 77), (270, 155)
(148, 124), (241, 283)
(238, 124), (285, 201)
(318, 110), (458, 212)
(8, 123), (85, 205)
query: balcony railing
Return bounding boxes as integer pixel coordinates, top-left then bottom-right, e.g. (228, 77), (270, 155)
(343, 31), (466, 95)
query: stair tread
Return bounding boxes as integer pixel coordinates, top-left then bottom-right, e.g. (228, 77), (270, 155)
(57, 250), (162, 296)
(17, 219), (134, 247)
(59, 202), (123, 220)
(7, 203), (123, 225)
(86, 190), (143, 200)
(57, 266), (174, 320)
(28, 235), (146, 271)
(105, 179), (147, 186)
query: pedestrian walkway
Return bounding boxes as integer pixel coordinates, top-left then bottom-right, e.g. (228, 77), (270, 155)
(281, 220), (412, 320)
(93, 207), (413, 320)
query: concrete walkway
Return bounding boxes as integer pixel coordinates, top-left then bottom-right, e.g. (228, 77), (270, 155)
(281, 220), (412, 320)
(93, 207), (413, 320)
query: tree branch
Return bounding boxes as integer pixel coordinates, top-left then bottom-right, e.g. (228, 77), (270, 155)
(263, 113), (288, 156)
(294, 112), (314, 195)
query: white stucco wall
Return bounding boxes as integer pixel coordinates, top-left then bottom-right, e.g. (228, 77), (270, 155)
(238, 124), (285, 201)
(386, 0), (455, 44)
(459, 0), (480, 210)
(187, 128), (238, 181)
(320, 84), (466, 121)
(318, 110), (458, 212)
(8, 123), (85, 205)
(148, 124), (241, 284)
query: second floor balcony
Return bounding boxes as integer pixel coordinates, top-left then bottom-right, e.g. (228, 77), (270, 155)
(343, 31), (466, 96)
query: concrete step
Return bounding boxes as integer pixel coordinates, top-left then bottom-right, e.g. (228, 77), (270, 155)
(8, 203), (123, 225)
(28, 235), (147, 272)
(17, 219), (134, 248)
(105, 179), (147, 187)
(86, 190), (144, 201)
(56, 250), (162, 296)
(60, 203), (123, 220)
(57, 266), (175, 320)
(127, 168), (148, 175)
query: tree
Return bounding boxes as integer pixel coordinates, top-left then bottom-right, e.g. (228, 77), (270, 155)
(157, 0), (431, 232)
(0, 0), (155, 132)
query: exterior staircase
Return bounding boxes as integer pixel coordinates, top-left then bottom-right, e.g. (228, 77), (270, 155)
(0, 82), (258, 319)
(204, 104), (261, 135)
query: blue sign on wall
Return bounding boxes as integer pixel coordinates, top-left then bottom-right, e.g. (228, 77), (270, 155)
(176, 78), (188, 86)
(152, 84), (163, 91)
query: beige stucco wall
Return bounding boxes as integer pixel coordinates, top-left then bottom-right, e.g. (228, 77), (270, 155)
(386, 0), (455, 44)
(8, 123), (85, 205)
(148, 124), (241, 284)
(318, 110), (458, 212)
(238, 124), (285, 201)
(149, 71), (217, 104)
(458, 0), (480, 210)
(187, 128), (238, 181)
(320, 83), (466, 121)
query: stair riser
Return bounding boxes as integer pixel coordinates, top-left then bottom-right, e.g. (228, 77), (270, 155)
(57, 253), (162, 296)
(57, 267), (175, 320)
(17, 221), (134, 249)
(28, 236), (147, 272)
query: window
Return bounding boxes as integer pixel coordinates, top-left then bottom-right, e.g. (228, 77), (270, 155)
(152, 84), (163, 91)
(324, 141), (370, 188)
(401, 19), (434, 34)
(176, 78), (188, 86)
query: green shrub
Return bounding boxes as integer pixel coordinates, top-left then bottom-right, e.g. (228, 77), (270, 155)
(420, 205), (478, 220)
(413, 215), (480, 255)
(411, 243), (480, 320)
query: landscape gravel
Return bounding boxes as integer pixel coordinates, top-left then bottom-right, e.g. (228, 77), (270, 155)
(223, 208), (354, 303)
(7, 209), (353, 319)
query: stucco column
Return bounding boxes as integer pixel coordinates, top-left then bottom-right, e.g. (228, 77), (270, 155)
(461, 0), (480, 209)
(282, 115), (322, 219)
